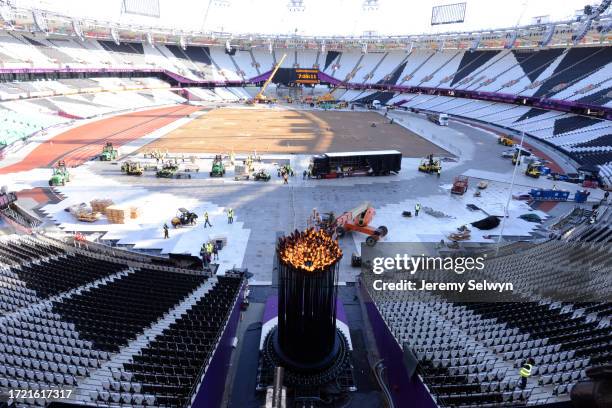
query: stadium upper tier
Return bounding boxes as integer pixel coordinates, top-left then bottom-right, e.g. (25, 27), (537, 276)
(0, 32), (610, 107)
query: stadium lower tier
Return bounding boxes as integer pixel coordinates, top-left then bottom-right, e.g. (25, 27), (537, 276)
(338, 89), (612, 186)
(360, 204), (612, 407)
(0, 234), (245, 407)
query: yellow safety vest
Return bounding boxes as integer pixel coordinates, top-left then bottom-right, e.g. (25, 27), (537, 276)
(519, 364), (532, 378)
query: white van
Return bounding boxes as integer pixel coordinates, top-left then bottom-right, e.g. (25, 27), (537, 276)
(427, 112), (449, 126)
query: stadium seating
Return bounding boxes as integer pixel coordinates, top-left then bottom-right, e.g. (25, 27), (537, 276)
(377, 93), (612, 185)
(363, 203), (612, 406)
(119, 276), (242, 407)
(1, 32), (611, 106)
(0, 76), (188, 149)
(0, 234), (244, 407)
(1, 30), (611, 181)
(0, 107), (64, 147)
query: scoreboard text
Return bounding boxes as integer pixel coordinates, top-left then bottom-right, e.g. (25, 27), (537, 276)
(295, 69), (320, 84)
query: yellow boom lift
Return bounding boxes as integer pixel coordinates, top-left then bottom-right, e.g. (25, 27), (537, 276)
(250, 53), (287, 104)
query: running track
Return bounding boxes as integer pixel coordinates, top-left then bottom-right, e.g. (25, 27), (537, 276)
(0, 104), (202, 174)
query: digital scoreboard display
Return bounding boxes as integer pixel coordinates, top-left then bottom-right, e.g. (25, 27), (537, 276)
(295, 69), (320, 84)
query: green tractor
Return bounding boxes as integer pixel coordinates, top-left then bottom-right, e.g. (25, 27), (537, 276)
(100, 142), (118, 161)
(48, 161), (70, 186)
(156, 162), (178, 178)
(210, 155), (225, 177)
(253, 169), (271, 181)
(156, 167), (176, 178)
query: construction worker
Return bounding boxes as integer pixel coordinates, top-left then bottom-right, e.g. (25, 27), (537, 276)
(163, 223), (169, 239)
(200, 243), (208, 267)
(212, 243), (219, 260)
(309, 208), (321, 228)
(519, 358), (535, 389)
(203, 211), (212, 228)
(227, 208), (234, 224)
(415, 203), (421, 217)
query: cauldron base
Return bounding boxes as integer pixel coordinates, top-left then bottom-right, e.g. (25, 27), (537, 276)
(261, 325), (350, 388)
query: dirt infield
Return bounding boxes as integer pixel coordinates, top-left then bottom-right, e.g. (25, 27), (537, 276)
(0, 105), (201, 174)
(143, 108), (450, 157)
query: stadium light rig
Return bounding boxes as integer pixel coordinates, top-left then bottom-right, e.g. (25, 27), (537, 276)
(362, 0), (379, 12)
(287, 0), (305, 12)
(212, 0), (230, 7)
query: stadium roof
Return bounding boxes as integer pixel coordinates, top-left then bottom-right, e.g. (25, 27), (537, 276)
(6, 0), (600, 35)
(1, 0), (611, 50)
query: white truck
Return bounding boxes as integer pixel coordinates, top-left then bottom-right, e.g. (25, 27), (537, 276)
(427, 112), (449, 126)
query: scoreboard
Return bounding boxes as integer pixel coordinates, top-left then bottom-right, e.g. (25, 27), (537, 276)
(273, 68), (321, 85)
(295, 69), (320, 84)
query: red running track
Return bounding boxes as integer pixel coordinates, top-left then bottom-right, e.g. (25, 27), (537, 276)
(0, 104), (202, 174)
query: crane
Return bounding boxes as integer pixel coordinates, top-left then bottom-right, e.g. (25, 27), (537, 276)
(251, 53), (287, 104)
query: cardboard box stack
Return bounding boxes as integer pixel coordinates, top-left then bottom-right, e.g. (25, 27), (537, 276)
(129, 207), (140, 219)
(106, 205), (127, 224)
(90, 199), (114, 213)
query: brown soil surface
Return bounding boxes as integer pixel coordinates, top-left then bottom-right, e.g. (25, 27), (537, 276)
(143, 108), (449, 157)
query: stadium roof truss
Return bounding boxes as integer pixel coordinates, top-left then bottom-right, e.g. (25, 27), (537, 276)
(0, 3), (610, 51)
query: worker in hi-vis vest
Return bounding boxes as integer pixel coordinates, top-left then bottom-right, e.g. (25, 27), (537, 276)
(519, 358), (535, 389)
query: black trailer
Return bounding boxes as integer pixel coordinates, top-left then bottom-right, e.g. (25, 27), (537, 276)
(309, 150), (402, 179)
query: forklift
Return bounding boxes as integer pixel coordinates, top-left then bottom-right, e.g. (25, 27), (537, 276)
(525, 162), (541, 178)
(418, 154), (441, 174)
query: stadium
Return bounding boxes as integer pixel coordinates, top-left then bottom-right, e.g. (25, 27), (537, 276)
(0, 0), (610, 407)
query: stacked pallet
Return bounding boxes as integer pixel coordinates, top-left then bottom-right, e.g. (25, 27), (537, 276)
(78, 212), (101, 222)
(91, 199), (114, 213)
(106, 205), (128, 224)
(130, 207), (140, 219)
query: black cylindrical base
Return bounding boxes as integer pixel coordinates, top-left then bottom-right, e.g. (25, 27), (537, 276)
(262, 325), (350, 388)
(272, 326), (341, 373)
